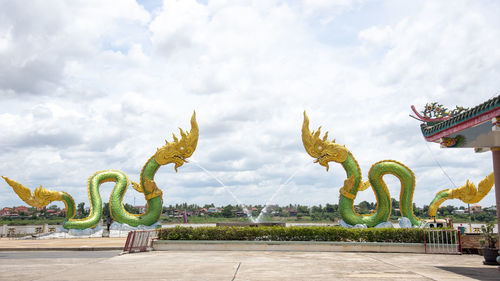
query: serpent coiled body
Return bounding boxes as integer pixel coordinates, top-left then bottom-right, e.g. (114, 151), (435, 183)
(302, 112), (420, 227)
(338, 155), (420, 227)
(63, 161), (162, 229)
(3, 113), (198, 230)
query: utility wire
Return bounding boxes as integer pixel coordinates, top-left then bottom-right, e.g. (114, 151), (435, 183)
(422, 137), (458, 188)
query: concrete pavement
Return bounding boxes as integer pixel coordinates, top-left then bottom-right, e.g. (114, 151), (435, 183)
(0, 238), (499, 280)
(0, 249), (499, 280)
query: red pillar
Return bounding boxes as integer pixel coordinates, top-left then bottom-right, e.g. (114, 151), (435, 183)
(491, 149), (500, 249)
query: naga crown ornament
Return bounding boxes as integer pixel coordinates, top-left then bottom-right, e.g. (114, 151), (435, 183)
(302, 111), (349, 170)
(154, 111), (199, 171)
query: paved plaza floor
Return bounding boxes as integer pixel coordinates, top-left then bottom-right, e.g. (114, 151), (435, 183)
(0, 250), (499, 280)
(0, 238), (499, 280)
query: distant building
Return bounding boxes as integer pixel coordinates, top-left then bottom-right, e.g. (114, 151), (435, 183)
(484, 206), (496, 212)
(1, 206), (31, 217)
(452, 209), (466, 215)
(135, 206), (147, 213)
(196, 208), (208, 216)
(470, 204), (482, 214)
(234, 211), (246, 217)
(13, 206), (28, 214)
(287, 208), (297, 216)
(0, 207), (13, 216)
(46, 209), (58, 216)
(207, 207), (220, 213)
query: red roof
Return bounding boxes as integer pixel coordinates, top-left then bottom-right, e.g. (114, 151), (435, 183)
(14, 206), (28, 212)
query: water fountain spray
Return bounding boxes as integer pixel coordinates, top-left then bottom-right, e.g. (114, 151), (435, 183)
(255, 161), (313, 222)
(189, 159), (256, 223)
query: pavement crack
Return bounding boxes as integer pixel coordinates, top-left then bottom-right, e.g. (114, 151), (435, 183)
(231, 262), (241, 281)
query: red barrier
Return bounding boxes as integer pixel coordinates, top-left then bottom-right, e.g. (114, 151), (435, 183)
(122, 230), (157, 254)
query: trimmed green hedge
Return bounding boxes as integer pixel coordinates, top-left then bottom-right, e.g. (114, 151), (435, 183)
(157, 226), (425, 243)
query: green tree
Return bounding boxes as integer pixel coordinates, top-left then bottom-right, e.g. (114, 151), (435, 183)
(391, 198), (399, 209)
(297, 205), (309, 216)
(124, 203), (139, 214)
(438, 207), (449, 217)
(422, 205), (429, 216)
(325, 204), (337, 213)
(204, 203), (215, 209)
(77, 202), (86, 215)
(413, 203), (424, 217)
(445, 205), (456, 215)
(103, 202), (110, 218)
(222, 205), (234, 218)
(358, 201), (371, 214)
(311, 205), (323, 214)
(48, 204), (60, 211)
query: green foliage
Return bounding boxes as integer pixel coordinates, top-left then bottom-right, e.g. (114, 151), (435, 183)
(124, 203), (140, 214)
(47, 205), (60, 211)
(221, 205), (234, 218)
(158, 226), (425, 243)
(103, 202), (110, 218)
(76, 202), (87, 218)
(481, 221), (498, 249)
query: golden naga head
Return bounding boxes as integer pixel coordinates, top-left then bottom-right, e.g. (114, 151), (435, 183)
(154, 111), (199, 171)
(302, 111), (349, 171)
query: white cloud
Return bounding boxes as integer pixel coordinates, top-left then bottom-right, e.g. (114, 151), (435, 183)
(0, 0), (499, 214)
(358, 25), (393, 48)
(302, 0), (366, 24)
(371, 1), (500, 104)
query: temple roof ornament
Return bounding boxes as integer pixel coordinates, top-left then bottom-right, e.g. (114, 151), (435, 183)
(411, 103), (468, 122)
(412, 95), (500, 148)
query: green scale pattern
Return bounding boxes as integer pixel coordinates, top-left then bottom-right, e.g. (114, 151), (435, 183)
(338, 153), (420, 227)
(62, 158), (163, 230)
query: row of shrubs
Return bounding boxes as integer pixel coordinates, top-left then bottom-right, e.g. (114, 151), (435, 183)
(157, 226), (425, 243)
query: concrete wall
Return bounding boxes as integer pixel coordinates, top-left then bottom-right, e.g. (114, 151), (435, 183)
(461, 233), (499, 249)
(153, 240), (425, 253)
(0, 224), (55, 237)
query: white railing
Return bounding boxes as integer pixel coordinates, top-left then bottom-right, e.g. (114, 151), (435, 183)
(424, 229), (461, 254)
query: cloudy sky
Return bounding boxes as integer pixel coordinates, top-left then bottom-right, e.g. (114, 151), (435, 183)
(1, 0), (499, 213)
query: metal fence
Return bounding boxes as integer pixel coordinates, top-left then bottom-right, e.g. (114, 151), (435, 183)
(424, 229), (461, 254)
(122, 230), (158, 254)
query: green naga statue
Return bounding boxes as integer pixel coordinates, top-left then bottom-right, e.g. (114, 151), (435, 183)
(302, 111), (494, 227)
(302, 111), (421, 227)
(3, 112), (198, 229)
